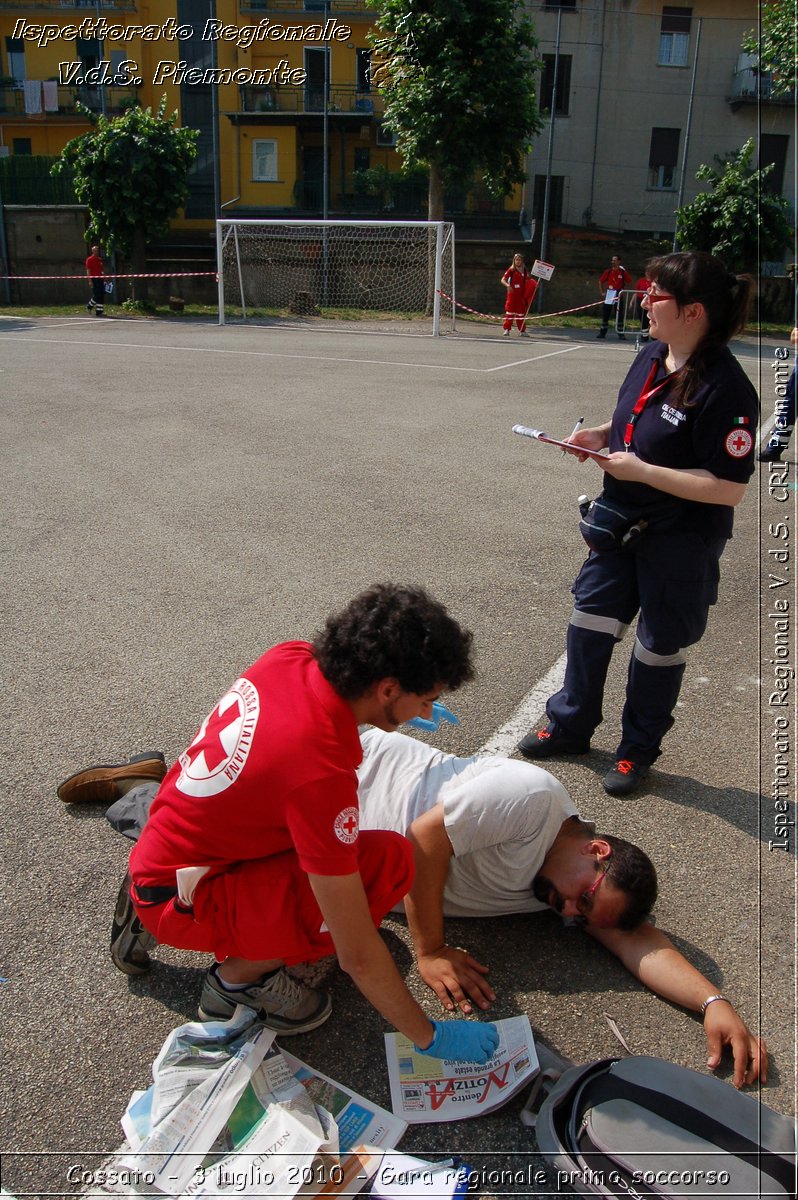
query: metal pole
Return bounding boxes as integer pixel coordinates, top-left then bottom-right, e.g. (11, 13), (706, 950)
(673, 18), (702, 251)
(536, 5), (562, 312)
(322, 1), (330, 305)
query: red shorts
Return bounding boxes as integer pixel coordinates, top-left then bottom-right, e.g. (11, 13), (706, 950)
(131, 830), (414, 965)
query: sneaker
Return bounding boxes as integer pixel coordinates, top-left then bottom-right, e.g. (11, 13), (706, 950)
(198, 965), (333, 1035)
(519, 330), (529, 338)
(596, 329), (607, 340)
(503, 329), (510, 337)
(758, 444), (784, 463)
(110, 872), (156, 975)
(617, 333), (626, 340)
(517, 725), (591, 760)
(57, 751), (167, 804)
(603, 759), (649, 797)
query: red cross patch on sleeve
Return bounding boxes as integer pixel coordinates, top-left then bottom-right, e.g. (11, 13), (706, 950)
(725, 428), (753, 457)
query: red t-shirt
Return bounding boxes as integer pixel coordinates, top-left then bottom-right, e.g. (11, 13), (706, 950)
(85, 254), (103, 277)
(131, 642), (363, 886)
(599, 265), (630, 293)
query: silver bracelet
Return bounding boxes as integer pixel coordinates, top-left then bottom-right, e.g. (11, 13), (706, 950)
(701, 993), (730, 1016)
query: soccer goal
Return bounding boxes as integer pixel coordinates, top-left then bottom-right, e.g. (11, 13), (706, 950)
(216, 219), (455, 335)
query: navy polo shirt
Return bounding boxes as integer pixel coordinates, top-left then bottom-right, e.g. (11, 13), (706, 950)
(604, 340), (759, 539)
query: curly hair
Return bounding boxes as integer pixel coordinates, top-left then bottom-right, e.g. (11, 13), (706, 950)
(602, 834), (659, 930)
(313, 583), (475, 700)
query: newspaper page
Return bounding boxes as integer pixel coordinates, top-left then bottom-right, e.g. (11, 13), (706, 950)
(281, 1050), (407, 1153)
(113, 1023), (404, 1200)
(383, 1016), (538, 1124)
(117, 1016), (275, 1194)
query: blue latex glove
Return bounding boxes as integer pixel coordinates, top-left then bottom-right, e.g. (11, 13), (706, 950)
(414, 1020), (499, 1064)
(406, 702), (460, 732)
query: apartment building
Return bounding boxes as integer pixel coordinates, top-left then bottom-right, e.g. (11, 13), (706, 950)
(0, 0), (794, 252)
(526, 0), (794, 253)
(0, 0), (405, 231)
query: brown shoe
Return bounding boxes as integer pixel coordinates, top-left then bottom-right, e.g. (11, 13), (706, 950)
(57, 752), (167, 804)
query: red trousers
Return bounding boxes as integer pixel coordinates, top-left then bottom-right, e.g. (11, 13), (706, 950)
(132, 829), (414, 965)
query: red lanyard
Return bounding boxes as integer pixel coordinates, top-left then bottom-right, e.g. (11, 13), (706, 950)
(623, 360), (675, 450)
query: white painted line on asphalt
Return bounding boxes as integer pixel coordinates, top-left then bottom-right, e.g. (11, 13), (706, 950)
(485, 345), (583, 372)
(0, 332), (578, 376)
(477, 651), (567, 756)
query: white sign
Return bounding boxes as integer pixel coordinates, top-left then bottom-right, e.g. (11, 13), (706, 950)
(531, 260), (555, 280)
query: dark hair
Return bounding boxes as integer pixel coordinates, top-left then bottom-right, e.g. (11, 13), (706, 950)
(313, 582), (474, 700)
(601, 834), (658, 930)
(645, 251), (754, 407)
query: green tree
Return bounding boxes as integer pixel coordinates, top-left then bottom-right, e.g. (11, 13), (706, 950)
(675, 139), (792, 272)
(52, 98), (198, 301)
(370, 0), (543, 219)
(742, 0), (797, 98)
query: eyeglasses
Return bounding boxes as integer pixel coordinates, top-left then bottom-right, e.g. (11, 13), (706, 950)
(645, 285), (676, 303)
(574, 858), (612, 924)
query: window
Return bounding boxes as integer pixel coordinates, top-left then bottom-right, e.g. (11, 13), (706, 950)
(648, 127), (680, 188)
(533, 174), (564, 223)
(541, 54), (572, 116)
(659, 7), (691, 66)
(356, 49), (372, 93)
(759, 134), (789, 196)
(354, 147), (370, 172)
(12, 137), (32, 155)
(544, 0), (576, 9)
(5, 37), (25, 84)
(252, 139), (277, 182)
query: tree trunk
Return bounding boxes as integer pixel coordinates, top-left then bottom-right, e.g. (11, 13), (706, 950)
(427, 161), (445, 221)
(129, 228), (148, 302)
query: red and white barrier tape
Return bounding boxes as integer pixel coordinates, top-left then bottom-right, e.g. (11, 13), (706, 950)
(436, 290), (603, 323)
(1, 270), (218, 280)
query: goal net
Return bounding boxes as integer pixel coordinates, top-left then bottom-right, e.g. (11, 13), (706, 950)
(216, 219), (455, 335)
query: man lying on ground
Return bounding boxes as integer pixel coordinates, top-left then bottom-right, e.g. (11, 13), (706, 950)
(59, 726), (765, 1088)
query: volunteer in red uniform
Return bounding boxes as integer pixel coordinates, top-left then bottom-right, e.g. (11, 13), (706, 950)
(596, 254), (630, 339)
(501, 253), (536, 336)
(128, 583), (499, 1064)
(85, 243), (105, 317)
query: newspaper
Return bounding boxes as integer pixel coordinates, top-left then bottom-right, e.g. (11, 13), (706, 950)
(281, 1050), (406, 1154)
(384, 1016), (538, 1124)
(109, 1007), (405, 1199)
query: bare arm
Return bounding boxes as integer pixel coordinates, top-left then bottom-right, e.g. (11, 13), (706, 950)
(598, 455), (748, 506)
(404, 807), (494, 1015)
(309, 871), (435, 1047)
(589, 922), (767, 1087)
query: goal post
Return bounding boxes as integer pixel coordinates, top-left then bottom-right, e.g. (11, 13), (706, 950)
(215, 219), (455, 335)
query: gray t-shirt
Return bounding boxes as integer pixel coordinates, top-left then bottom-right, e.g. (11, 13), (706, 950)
(357, 728), (577, 917)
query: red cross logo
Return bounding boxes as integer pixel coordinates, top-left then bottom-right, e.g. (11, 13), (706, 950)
(334, 807), (360, 845)
(725, 428), (752, 458)
(185, 699), (242, 773)
(176, 677), (260, 798)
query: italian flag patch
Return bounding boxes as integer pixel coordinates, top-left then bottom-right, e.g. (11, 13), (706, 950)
(732, 416), (750, 425)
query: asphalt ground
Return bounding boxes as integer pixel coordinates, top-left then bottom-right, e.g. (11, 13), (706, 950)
(0, 313), (795, 1199)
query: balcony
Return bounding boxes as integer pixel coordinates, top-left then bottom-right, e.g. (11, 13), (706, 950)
(728, 62), (796, 109)
(237, 83), (383, 118)
(240, 1), (375, 12)
(0, 82), (140, 115)
(0, 1), (136, 10)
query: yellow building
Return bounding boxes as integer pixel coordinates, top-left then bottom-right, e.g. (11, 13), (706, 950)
(0, 0), (428, 229)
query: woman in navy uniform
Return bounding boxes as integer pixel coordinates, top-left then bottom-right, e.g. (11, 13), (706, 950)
(519, 251), (758, 795)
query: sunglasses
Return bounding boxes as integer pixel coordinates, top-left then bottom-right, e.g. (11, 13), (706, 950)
(571, 858), (611, 927)
(645, 285), (676, 303)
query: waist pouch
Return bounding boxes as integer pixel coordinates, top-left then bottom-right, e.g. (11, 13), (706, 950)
(578, 494), (649, 553)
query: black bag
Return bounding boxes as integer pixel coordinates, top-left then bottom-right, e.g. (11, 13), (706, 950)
(528, 1056), (797, 1198)
(578, 493), (648, 553)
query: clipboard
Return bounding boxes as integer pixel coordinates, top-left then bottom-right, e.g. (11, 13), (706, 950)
(512, 424), (608, 463)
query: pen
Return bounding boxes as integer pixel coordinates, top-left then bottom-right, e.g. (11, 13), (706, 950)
(562, 416), (584, 453)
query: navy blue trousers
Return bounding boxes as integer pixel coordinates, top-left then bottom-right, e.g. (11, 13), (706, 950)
(547, 530), (727, 765)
